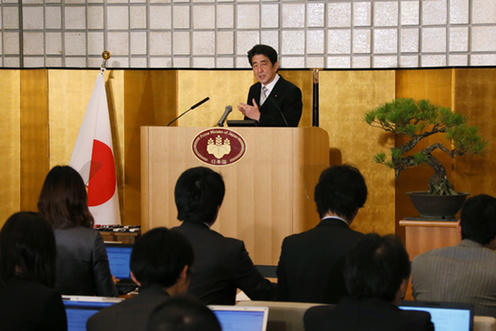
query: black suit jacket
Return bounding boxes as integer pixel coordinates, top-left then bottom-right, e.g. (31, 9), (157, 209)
(174, 221), (276, 305)
(0, 276), (67, 331)
(304, 297), (434, 331)
(276, 218), (364, 303)
(54, 226), (118, 297)
(246, 75), (302, 127)
(87, 285), (170, 331)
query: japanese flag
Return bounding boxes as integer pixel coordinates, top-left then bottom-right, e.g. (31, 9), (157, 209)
(69, 71), (121, 225)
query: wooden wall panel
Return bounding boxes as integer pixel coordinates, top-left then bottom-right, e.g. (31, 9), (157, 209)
(123, 70), (177, 225)
(319, 70), (396, 235)
(0, 71), (21, 227)
(20, 70), (49, 212)
(453, 68), (496, 197)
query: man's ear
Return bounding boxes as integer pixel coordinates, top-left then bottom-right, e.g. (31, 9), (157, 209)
(179, 265), (189, 281)
(274, 61), (280, 72)
(130, 271), (141, 287)
(457, 219), (462, 236)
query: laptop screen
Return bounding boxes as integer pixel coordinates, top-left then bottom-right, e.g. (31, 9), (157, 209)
(399, 300), (474, 331)
(209, 305), (268, 331)
(63, 296), (123, 331)
(105, 243), (133, 280)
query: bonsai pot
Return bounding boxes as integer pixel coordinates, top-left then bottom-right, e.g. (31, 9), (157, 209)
(407, 191), (470, 220)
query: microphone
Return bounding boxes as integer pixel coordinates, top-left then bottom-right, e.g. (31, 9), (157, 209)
(266, 96), (289, 127)
(167, 97), (210, 126)
(217, 105), (233, 127)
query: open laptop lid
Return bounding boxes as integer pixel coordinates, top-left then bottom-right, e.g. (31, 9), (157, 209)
(63, 295), (124, 331)
(104, 243), (133, 282)
(209, 305), (269, 331)
(399, 300), (474, 331)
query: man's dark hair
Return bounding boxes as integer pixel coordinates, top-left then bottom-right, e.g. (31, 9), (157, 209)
(247, 44), (278, 66)
(460, 194), (496, 245)
(0, 212), (57, 288)
(174, 167), (225, 224)
(314, 164), (367, 220)
(344, 233), (410, 302)
(146, 295), (221, 331)
(130, 227), (194, 289)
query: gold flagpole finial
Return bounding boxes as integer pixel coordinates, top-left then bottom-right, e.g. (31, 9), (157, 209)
(100, 51), (111, 72)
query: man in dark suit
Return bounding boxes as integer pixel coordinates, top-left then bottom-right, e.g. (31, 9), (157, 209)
(173, 166), (276, 305)
(237, 44), (302, 127)
(86, 227), (194, 331)
(304, 234), (434, 331)
(276, 164), (367, 303)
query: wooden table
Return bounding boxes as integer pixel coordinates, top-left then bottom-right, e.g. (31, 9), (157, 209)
(399, 219), (461, 260)
(99, 231), (140, 244)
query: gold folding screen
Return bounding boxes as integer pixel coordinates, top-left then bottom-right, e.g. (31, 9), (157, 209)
(1, 68), (495, 246)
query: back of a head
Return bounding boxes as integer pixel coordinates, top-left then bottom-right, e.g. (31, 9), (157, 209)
(146, 295), (221, 331)
(174, 167), (225, 224)
(314, 164), (368, 220)
(0, 212), (56, 288)
(131, 227), (194, 289)
(460, 194), (496, 245)
(37, 165), (94, 229)
(247, 44), (278, 66)
(344, 233), (410, 302)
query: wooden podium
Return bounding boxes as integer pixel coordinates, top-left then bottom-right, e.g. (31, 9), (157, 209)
(141, 126), (330, 265)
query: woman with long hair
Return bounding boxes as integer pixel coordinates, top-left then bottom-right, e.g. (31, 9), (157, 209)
(38, 165), (118, 297)
(0, 211), (67, 330)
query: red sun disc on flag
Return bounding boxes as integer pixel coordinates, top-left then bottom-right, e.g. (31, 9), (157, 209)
(88, 140), (116, 206)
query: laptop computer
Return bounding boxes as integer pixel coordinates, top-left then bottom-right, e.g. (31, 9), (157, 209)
(104, 243), (137, 294)
(399, 300), (474, 331)
(209, 305), (269, 331)
(63, 295), (124, 331)
(227, 120), (258, 127)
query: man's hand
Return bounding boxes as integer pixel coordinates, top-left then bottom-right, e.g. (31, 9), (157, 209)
(237, 98), (261, 121)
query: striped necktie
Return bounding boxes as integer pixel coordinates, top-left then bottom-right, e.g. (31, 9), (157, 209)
(260, 86), (268, 105)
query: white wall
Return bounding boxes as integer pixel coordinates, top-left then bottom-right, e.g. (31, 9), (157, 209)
(1, 0), (495, 69)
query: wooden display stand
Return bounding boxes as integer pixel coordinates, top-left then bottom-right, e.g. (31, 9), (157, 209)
(141, 126), (330, 265)
(399, 219), (461, 260)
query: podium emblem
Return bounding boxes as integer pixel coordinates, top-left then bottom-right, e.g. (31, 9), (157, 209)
(192, 128), (246, 166)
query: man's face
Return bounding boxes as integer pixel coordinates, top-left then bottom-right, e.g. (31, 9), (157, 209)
(251, 54), (279, 86)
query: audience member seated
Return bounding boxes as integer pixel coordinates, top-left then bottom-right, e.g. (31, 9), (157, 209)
(38, 165), (118, 297)
(173, 166), (276, 305)
(277, 164), (367, 303)
(304, 234), (434, 331)
(0, 212), (67, 330)
(87, 227), (194, 331)
(412, 194), (496, 317)
(146, 295), (221, 331)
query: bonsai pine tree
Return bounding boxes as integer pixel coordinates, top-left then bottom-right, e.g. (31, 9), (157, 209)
(365, 98), (487, 195)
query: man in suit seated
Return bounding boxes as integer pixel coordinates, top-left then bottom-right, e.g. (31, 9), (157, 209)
(173, 166), (276, 305)
(276, 164), (367, 303)
(237, 44), (303, 127)
(87, 227), (194, 331)
(304, 234), (434, 331)
(412, 194), (496, 317)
